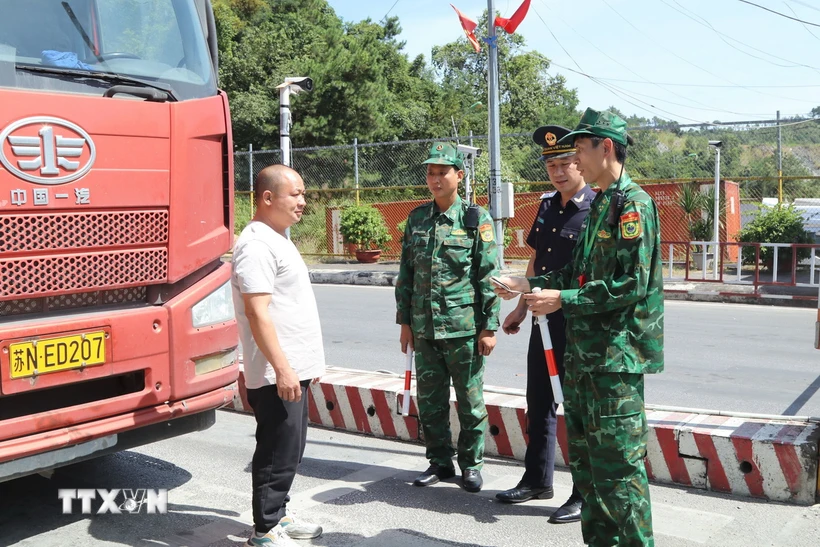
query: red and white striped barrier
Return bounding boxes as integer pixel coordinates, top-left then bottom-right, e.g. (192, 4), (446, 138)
(226, 367), (820, 505)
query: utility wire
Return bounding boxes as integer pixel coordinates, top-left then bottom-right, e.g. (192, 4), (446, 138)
(547, 60), (813, 123)
(605, 0), (818, 105)
(532, 6), (706, 123)
(382, 0), (401, 20)
(784, 1), (820, 42)
(545, 0), (771, 117)
(786, 0), (820, 14)
(738, 0), (820, 27)
(666, 0), (820, 74)
(554, 74), (820, 88)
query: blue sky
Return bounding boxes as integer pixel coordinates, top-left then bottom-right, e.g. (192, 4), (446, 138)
(326, 0), (820, 124)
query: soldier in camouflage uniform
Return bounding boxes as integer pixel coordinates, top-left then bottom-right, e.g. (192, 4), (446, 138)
(395, 142), (501, 493)
(493, 109), (664, 546)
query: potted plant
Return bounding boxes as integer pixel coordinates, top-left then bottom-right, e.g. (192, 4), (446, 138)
(677, 183), (721, 269)
(736, 204), (813, 271)
(339, 205), (392, 263)
(689, 217), (713, 270)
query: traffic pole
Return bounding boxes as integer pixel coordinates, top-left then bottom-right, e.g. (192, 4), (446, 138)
(402, 350), (414, 416)
(531, 287), (564, 404)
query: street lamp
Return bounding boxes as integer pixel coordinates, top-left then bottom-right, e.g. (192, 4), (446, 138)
(708, 140), (722, 280)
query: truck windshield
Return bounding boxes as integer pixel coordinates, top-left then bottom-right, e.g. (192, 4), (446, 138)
(0, 0), (217, 101)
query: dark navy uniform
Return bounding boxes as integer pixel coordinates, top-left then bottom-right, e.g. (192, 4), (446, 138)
(523, 185), (595, 490)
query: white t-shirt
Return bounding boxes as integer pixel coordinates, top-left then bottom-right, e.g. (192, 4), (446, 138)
(231, 221), (326, 389)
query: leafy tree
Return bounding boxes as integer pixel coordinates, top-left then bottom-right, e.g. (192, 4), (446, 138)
(431, 11), (578, 135)
(214, 0), (448, 149)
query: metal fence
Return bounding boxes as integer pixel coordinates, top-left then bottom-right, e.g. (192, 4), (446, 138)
(233, 127), (820, 268)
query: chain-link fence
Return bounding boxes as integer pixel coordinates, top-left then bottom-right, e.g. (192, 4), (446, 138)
(233, 124), (820, 267)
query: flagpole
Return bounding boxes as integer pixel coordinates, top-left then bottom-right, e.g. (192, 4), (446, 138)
(487, 0), (504, 269)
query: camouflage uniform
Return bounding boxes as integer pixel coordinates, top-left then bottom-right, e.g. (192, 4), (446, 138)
(395, 194), (500, 471)
(529, 172), (664, 547)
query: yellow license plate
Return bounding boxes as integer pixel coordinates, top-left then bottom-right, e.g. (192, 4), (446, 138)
(9, 331), (106, 379)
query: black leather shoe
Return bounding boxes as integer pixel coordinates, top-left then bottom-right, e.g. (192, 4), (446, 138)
(495, 482), (554, 503)
(549, 496), (583, 524)
(413, 464), (456, 487)
(462, 469), (483, 492)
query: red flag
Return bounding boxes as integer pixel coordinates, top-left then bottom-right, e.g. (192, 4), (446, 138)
(451, 4), (481, 53)
(495, 0), (531, 34)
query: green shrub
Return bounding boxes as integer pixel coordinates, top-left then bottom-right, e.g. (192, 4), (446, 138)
(735, 204), (813, 269)
(234, 193), (253, 235)
(339, 205), (392, 250)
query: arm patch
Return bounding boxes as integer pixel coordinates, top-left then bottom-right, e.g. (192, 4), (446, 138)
(620, 211), (641, 239)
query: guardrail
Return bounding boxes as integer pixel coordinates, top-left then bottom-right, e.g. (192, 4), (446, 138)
(662, 241), (820, 289)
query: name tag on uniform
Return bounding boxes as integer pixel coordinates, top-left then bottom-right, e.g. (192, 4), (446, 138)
(451, 228), (467, 236)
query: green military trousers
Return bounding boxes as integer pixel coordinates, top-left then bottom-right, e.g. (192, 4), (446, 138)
(563, 370), (654, 547)
(414, 335), (487, 471)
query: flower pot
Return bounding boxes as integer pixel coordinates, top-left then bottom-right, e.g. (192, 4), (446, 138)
(692, 252), (714, 271)
(355, 249), (381, 263)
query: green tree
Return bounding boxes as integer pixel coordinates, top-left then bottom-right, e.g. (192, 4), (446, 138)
(431, 11), (578, 135)
(214, 1), (446, 149)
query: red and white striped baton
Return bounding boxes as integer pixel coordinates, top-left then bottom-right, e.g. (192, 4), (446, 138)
(531, 287), (564, 405)
(402, 350), (414, 416)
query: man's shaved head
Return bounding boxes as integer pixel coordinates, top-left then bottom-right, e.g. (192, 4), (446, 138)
(254, 164), (301, 204)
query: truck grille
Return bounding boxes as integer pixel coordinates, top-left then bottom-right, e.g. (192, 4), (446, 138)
(1, 210), (169, 252)
(0, 210), (168, 301)
(1, 287), (148, 318)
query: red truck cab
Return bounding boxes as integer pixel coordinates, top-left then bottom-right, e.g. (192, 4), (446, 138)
(0, 0), (238, 481)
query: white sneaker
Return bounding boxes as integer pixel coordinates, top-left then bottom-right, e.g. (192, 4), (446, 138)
(245, 524), (299, 546)
(280, 508), (323, 539)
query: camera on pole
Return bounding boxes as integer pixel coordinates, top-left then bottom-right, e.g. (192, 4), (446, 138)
(283, 76), (313, 94)
(276, 76), (313, 239)
(457, 145), (481, 205)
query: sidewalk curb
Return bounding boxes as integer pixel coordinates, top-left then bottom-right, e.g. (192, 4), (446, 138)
(308, 269), (819, 308)
(224, 367), (820, 505)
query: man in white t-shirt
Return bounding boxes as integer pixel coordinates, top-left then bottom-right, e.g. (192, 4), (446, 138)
(231, 164), (326, 547)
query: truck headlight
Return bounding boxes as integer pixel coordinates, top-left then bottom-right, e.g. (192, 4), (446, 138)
(192, 282), (234, 327)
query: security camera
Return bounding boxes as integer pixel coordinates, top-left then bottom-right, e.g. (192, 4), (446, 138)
(276, 77), (313, 93)
(285, 76), (313, 93)
(708, 140), (723, 148)
(457, 144), (482, 159)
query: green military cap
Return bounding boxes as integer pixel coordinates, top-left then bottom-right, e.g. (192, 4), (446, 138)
(532, 125), (576, 161)
(422, 142), (464, 170)
(559, 108), (635, 147)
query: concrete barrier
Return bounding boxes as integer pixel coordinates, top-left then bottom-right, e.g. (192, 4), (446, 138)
(226, 367), (820, 505)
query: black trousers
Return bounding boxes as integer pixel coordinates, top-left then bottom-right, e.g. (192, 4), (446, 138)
(246, 380), (310, 532)
(523, 312), (580, 500)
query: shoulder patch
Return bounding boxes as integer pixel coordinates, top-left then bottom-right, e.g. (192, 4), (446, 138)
(620, 211), (641, 240)
(479, 223), (494, 242)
